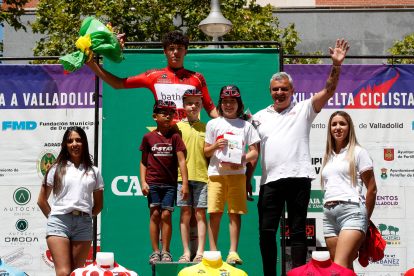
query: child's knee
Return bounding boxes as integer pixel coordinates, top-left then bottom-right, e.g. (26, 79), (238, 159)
(161, 209), (172, 221)
(180, 207), (192, 218)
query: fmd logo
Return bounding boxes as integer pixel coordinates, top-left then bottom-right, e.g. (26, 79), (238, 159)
(2, 121), (37, 130)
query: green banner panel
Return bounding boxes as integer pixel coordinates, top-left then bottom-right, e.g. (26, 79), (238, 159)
(102, 48), (280, 276)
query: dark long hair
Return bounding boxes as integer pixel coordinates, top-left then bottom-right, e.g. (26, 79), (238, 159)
(44, 127), (95, 196)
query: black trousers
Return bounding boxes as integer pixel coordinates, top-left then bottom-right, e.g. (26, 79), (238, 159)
(258, 178), (312, 276)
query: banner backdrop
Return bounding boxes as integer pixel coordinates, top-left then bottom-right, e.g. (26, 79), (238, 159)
(2, 63), (414, 276)
(101, 48), (281, 276)
(0, 65), (102, 276)
(284, 64), (414, 275)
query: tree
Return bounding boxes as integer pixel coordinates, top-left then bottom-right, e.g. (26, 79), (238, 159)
(388, 225), (395, 235)
(394, 227), (399, 235)
(378, 223), (387, 235)
(1, 0), (29, 31)
(30, 0), (321, 64)
(387, 32), (414, 64)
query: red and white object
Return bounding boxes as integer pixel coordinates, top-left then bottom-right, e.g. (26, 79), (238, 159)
(71, 261), (138, 276)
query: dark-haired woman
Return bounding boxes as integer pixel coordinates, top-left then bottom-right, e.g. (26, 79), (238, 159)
(37, 127), (104, 276)
(321, 111), (377, 270)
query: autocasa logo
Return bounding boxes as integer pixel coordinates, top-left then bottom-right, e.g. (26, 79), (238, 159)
(378, 223), (401, 245)
(384, 148), (394, 161)
(36, 149), (58, 180)
(13, 188), (31, 205)
(381, 168), (387, 179)
(371, 254), (399, 266)
(15, 219), (28, 232)
(41, 249), (54, 269)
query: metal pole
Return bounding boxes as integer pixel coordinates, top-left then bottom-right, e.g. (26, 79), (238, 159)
(93, 53), (100, 261)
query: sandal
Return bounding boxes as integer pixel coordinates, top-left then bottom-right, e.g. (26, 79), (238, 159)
(193, 254), (203, 262)
(178, 254), (191, 263)
(149, 252), (161, 264)
(161, 251), (173, 262)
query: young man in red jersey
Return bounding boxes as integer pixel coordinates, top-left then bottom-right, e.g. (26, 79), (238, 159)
(86, 30), (218, 122)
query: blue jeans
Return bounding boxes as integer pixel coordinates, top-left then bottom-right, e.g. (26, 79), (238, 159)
(176, 181), (207, 208)
(323, 199), (368, 237)
(46, 213), (93, 241)
(147, 184), (176, 212)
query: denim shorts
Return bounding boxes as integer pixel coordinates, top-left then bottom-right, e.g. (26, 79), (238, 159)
(46, 213), (93, 241)
(147, 184), (176, 212)
(323, 199), (368, 237)
(176, 181), (208, 208)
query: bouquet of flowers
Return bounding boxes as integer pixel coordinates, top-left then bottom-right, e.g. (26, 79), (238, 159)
(59, 17), (125, 74)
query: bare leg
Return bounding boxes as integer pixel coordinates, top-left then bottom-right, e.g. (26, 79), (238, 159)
(70, 240), (92, 271)
(161, 209), (173, 253)
(228, 213), (241, 252)
(208, 212), (223, 251)
(334, 230), (365, 269)
(149, 207), (161, 253)
(47, 236), (71, 276)
(195, 208), (207, 255)
(180, 206), (192, 256)
(325, 236), (338, 261)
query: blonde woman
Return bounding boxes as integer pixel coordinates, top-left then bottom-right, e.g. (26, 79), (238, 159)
(321, 111), (377, 270)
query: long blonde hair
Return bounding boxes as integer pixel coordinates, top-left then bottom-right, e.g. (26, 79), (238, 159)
(320, 111), (360, 189)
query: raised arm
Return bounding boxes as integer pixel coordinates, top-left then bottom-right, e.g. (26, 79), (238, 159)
(85, 50), (124, 90)
(312, 39), (350, 113)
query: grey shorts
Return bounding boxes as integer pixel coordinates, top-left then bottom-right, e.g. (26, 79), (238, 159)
(176, 181), (207, 208)
(46, 213), (93, 241)
(323, 199), (368, 237)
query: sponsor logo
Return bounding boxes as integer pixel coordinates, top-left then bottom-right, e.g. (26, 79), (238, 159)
(384, 148), (394, 161)
(152, 143), (173, 157)
(13, 187), (31, 205)
(36, 149), (58, 180)
(41, 249), (54, 269)
(371, 254), (400, 266)
(311, 123), (326, 129)
(1, 247), (33, 268)
(5, 219), (39, 245)
(362, 195), (399, 206)
(287, 111), (296, 116)
(160, 91), (183, 102)
(2, 121), (37, 130)
(311, 157), (322, 175)
(16, 219), (28, 232)
(179, 76), (190, 84)
(378, 223), (401, 245)
(282, 218), (316, 246)
(197, 269), (206, 274)
(308, 190), (324, 212)
(381, 168), (388, 179)
(359, 123), (404, 129)
(161, 74), (168, 78)
(157, 78), (172, 84)
(397, 150), (414, 159)
(111, 176), (143, 196)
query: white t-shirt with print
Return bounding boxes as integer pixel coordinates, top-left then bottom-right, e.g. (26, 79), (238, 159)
(205, 117), (260, 177)
(44, 161), (104, 216)
(250, 98), (318, 185)
(322, 146), (373, 203)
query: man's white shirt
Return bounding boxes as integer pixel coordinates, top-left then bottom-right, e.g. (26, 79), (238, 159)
(250, 98), (318, 185)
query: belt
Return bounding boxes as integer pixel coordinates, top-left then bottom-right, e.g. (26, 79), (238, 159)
(324, 201), (346, 206)
(69, 210), (89, 216)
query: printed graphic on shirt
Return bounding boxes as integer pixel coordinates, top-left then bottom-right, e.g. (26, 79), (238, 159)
(152, 143), (173, 157)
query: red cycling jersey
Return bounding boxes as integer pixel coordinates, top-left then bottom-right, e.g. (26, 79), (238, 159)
(122, 66), (215, 123)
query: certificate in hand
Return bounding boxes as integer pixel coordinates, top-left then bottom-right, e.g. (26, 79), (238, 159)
(221, 134), (243, 164)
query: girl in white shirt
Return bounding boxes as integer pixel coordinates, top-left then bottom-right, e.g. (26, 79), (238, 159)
(204, 85), (260, 265)
(321, 111), (377, 270)
(37, 127), (104, 276)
